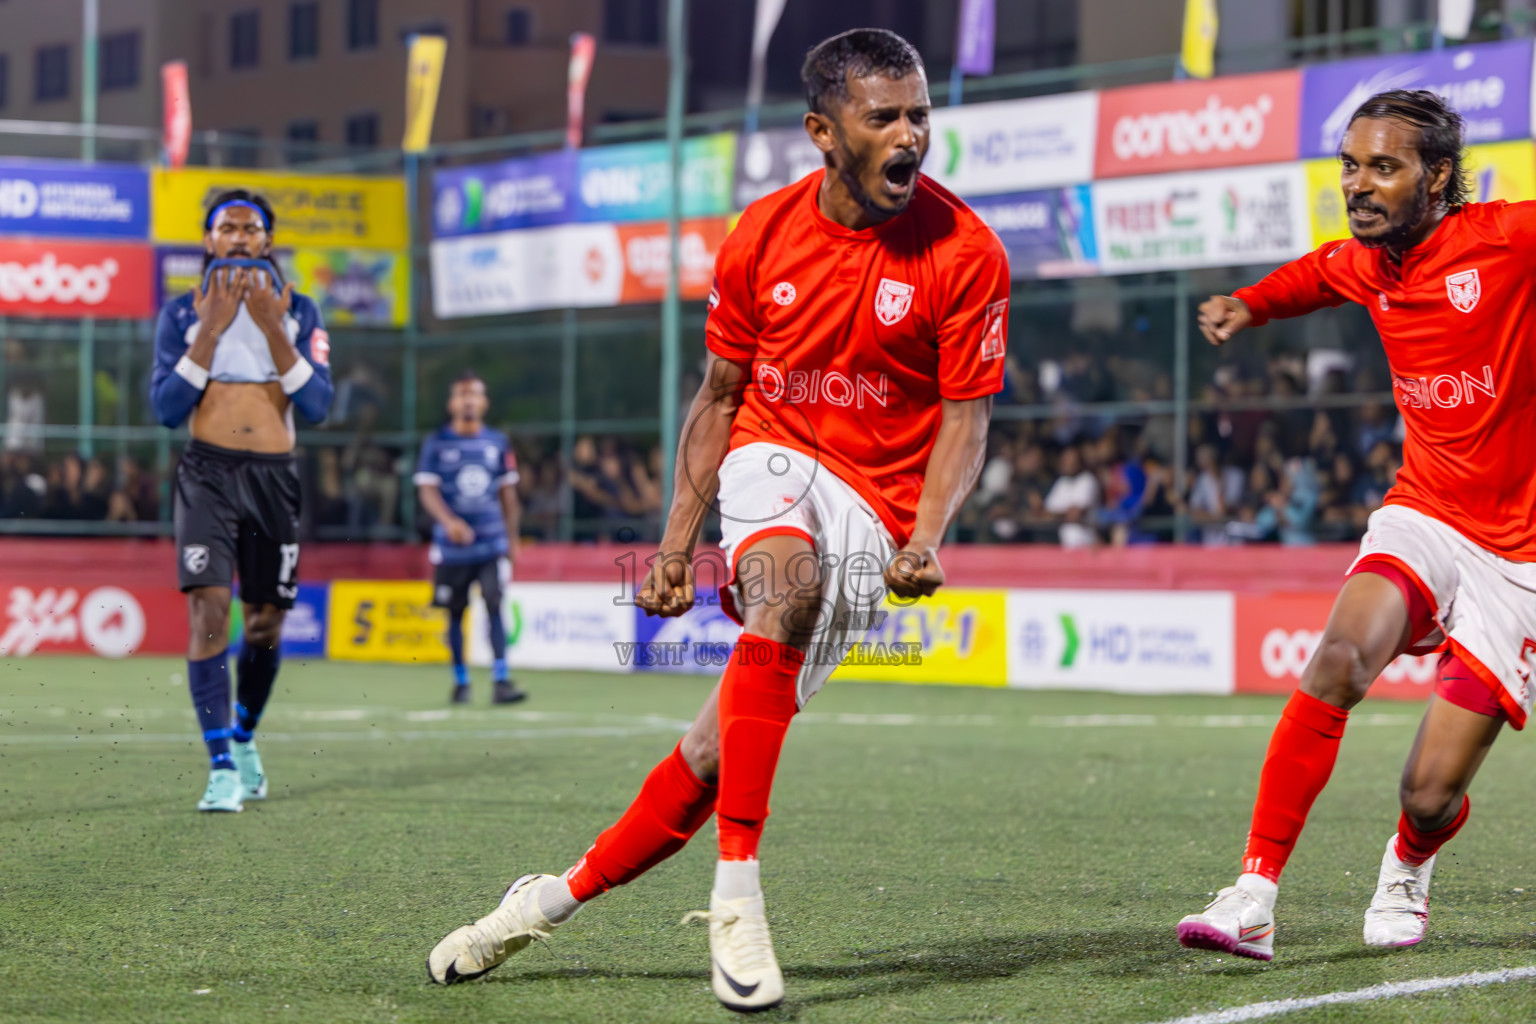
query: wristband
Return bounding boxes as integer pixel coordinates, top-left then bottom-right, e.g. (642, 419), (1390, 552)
(174, 355), (210, 390)
(279, 358), (314, 395)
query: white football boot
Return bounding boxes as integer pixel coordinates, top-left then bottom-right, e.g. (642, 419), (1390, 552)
(1363, 835), (1434, 947)
(229, 738), (267, 800)
(684, 893), (785, 1012)
(427, 874), (566, 984)
(196, 767), (244, 813)
(1177, 875), (1277, 961)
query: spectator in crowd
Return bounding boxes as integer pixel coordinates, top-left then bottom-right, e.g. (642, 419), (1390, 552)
(1095, 430), (1146, 547)
(1187, 443), (1226, 543)
(341, 413), (401, 531)
(1351, 440), (1400, 531)
(1043, 444), (1099, 548)
(1273, 457), (1320, 546)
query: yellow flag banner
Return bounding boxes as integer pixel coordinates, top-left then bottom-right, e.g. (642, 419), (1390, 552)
(1180, 0), (1219, 80)
(403, 34), (448, 153)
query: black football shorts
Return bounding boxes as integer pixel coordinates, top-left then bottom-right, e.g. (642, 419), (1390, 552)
(174, 440), (302, 608)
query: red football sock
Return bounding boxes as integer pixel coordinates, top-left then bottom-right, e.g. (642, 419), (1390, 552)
(565, 744), (716, 902)
(1396, 795), (1470, 865)
(716, 634), (803, 861)
(1241, 690), (1350, 883)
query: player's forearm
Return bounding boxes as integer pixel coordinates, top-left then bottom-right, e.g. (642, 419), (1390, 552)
(660, 405), (730, 554)
(260, 327), (300, 374)
(500, 489), (521, 552)
(186, 325), (221, 369)
(417, 486), (462, 530)
(908, 397), (991, 550)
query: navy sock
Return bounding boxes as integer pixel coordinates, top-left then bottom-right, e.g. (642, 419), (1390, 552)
(487, 599), (508, 680)
(233, 641), (281, 743)
(447, 612), (467, 686)
(189, 650), (234, 770)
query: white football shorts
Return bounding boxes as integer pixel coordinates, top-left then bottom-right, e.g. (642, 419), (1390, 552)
(1350, 504), (1536, 726)
(716, 442), (896, 706)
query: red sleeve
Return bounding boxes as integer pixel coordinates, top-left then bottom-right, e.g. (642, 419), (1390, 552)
(936, 229), (1011, 401)
(704, 215), (759, 363)
(1493, 199), (1536, 248)
(1232, 243), (1350, 326)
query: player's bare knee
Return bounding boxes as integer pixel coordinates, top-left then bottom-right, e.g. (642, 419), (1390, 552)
(187, 590), (230, 648)
(244, 608), (284, 649)
(1399, 778), (1459, 829)
(1300, 636), (1373, 707)
(680, 729), (720, 783)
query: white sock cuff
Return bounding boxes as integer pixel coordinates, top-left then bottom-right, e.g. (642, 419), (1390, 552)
(537, 874), (583, 924)
(1237, 872), (1279, 903)
(714, 858), (762, 901)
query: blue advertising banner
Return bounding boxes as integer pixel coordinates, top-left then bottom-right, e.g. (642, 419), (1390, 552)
(431, 150), (577, 237)
(968, 185), (1098, 278)
(576, 133), (736, 222)
(0, 159), (151, 239)
(1298, 39), (1533, 158)
(231, 582), (329, 657)
(631, 587), (741, 673)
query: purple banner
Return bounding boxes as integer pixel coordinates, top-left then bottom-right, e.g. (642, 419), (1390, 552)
(431, 150), (577, 237)
(956, 0), (995, 77)
(1299, 38), (1533, 158)
(967, 186), (1097, 279)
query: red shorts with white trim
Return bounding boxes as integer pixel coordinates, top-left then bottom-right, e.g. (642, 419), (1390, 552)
(1348, 504), (1536, 729)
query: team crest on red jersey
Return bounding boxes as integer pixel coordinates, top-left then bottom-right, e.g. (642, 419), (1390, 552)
(1446, 268), (1481, 313)
(874, 278), (914, 326)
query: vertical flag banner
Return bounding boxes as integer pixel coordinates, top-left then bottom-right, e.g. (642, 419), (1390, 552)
(161, 61), (191, 169)
(567, 33), (597, 149)
(403, 35), (448, 153)
(1180, 0), (1219, 80)
(745, 0), (789, 129)
(956, 0), (997, 77)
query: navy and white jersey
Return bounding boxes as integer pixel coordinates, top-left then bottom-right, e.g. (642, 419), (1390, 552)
(414, 426), (519, 566)
(149, 290), (335, 429)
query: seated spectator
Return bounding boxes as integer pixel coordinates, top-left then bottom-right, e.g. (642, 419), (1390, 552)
(1350, 440), (1400, 531)
(985, 442), (1051, 542)
(1187, 443), (1226, 543)
(1130, 454), (1179, 544)
(1276, 457), (1320, 545)
(1043, 444), (1099, 548)
(1319, 451), (1359, 530)
(1096, 432), (1146, 547)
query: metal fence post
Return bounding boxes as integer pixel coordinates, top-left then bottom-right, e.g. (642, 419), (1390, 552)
(1172, 270), (1190, 543)
(658, 0), (688, 527)
(559, 308), (576, 541)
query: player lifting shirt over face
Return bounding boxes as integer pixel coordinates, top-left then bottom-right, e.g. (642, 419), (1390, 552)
(150, 191), (334, 813)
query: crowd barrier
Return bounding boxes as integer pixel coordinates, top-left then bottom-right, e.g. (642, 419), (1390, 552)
(0, 540), (1433, 701)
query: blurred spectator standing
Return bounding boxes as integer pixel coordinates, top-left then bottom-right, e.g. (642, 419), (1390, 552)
(1043, 445), (1099, 549)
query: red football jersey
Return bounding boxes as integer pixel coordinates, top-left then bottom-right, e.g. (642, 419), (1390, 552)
(705, 171), (1010, 546)
(1235, 201), (1536, 561)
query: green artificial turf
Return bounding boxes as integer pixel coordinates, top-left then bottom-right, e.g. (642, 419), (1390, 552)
(4, 657), (1536, 1023)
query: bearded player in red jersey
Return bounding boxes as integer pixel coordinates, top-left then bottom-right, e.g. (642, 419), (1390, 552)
(1177, 90), (1536, 962)
(426, 29), (1008, 1011)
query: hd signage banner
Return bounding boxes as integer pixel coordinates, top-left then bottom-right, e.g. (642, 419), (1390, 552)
(152, 168), (408, 249)
(1298, 38), (1534, 159)
(0, 159), (150, 239)
(1092, 162), (1310, 274)
(925, 91), (1099, 196)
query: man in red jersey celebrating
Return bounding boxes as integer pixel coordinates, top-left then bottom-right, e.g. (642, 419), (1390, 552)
(427, 28), (1008, 1011)
(1177, 90), (1536, 962)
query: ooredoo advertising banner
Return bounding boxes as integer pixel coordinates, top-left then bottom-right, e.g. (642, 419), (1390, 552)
(432, 150), (578, 237)
(0, 581), (185, 658)
(1234, 592), (1438, 701)
(1094, 70), (1301, 179)
(1093, 163), (1309, 274)
(0, 239), (156, 319)
(0, 159), (150, 239)
(575, 133), (736, 222)
(429, 216), (727, 318)
(152, 168), (408, 249)
(1005, 590), (1235, 694)
(968, 186), (1098, 278)
(926, 91), (1099, 196)
(1298, 38), (1533, 159)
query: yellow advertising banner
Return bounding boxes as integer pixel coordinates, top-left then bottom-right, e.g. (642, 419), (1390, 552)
(1309, 140), (1536, 247)
(152, 168), (408, 249)
(832, 588), (1008, 687)
(327, 580), (448, 663)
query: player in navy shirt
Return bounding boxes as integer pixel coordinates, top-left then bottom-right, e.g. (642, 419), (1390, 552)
(149, 189), (333, 813)
(415, 371), (526, 704)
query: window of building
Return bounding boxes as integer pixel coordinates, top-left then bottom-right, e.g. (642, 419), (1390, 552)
(34, 44), (69, 102)
(230, 10), (260, 69)
(345, 112), (378, 149)
(290, 2), (320, 60)
(348, 0), (379, 51)
(100, 31), (139, 91)
(0, 55), (9, 110)
(286, 119), (319, 162)
(604, 0), (661, 46)
(226, 128), (261, 168)
(506, 8), (532, 46)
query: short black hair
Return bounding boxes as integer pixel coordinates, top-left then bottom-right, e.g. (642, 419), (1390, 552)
(203, 189), (277, 232)
(1347, 89), (1472, 207)
(452, 369), (484, 388)
(801, 28), (924, 117)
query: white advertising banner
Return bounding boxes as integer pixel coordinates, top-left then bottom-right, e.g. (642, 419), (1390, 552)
(430, 223), (622, 318)
(1005, 590), (1234, 694)
(1092, 162), (1309, 274)
(925, 91), (1099, 196)
(468, 582), (635, 672)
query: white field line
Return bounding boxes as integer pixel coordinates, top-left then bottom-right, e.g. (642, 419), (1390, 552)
(1145, 966), (1536, 1024)
(0, 725), (686, 747)
(1030, 713), (1416, 728)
